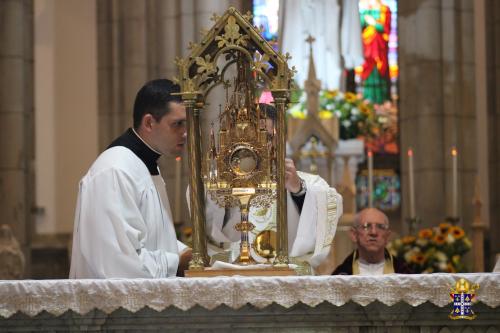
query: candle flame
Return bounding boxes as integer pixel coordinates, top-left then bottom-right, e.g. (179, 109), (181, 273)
(367, 150), (373, 157)
(407, 148), (413, 157)
(451, 147), (458, 156)
(175, 156), (181, 162)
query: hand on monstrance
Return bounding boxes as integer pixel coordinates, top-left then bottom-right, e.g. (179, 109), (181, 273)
(285, 158), (302, 193)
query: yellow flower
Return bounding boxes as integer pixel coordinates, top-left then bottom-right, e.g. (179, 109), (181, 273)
(359, 104), (370, 115)
(402, 235), (416, 245)
(319, 110), (333, 119)
(463, 237), (472, 249)
(324, 90), (338, 99)
(418, 228), (433, 239)
(290, 109), (306, 119)
(449, 226), (465, 239)
(345, 92), (357, 103)
(452, 255), (461, 265)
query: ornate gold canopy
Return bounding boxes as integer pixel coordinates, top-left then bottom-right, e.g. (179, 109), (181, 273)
(174, 7), (294, 271)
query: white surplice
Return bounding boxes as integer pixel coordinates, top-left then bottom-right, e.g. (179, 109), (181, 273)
(70, 146), (186, 279)
(204, 171), (343, 269)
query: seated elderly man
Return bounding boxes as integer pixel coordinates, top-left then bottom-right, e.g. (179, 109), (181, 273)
(332, 208), (412, 275)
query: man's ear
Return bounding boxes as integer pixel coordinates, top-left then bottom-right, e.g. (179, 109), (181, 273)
(141, 114), (155, 132)
(349, 228), (358, 244)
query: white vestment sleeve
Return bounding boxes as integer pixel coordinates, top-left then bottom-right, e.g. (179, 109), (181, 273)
(187, 187), (240, 243)
(288, 172), (343, 269)
(71, 169), (179, 278)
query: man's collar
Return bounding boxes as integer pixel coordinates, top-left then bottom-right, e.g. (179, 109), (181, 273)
(107, 128), (161, 175)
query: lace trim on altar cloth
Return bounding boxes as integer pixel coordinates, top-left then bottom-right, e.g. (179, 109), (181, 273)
(0, 273), (499, 318)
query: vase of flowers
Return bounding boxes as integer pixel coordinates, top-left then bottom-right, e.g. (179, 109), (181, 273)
(388, 222), (472, 273)
(288, 88), (390, 141)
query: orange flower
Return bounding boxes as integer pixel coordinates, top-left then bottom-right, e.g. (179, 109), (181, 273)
(433, 234), (446, 245)
(183, 226), (193, 237)
(446, 263), (456, 273)
(402, 235), (416, 245)
(438, 222), (452, 235)
(410, 253), (426, 265)
(418, 228), (433, 239)
(449, 226), (465, 239)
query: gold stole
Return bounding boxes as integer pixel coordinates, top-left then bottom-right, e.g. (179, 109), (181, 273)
(352, 250), (395, 275)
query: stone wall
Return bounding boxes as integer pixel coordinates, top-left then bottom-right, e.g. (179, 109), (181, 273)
(0, 0), (34, 277)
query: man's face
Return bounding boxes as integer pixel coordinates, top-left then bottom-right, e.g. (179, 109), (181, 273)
(350, 209), (391, 256)
(149, 102), (187, 156)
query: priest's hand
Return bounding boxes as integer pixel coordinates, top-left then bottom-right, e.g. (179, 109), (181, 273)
(285, 158), (301, 193)
(177, 248), (192, 277)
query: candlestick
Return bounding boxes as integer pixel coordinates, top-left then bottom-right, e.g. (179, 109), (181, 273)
(174, 156), (182, 223)
(408, 148), (416, 219)
(451, 146), (458, 218)
(367, 149), (374, 208)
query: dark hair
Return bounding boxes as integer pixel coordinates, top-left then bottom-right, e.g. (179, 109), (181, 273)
(259, 103), (277, 122)
(133, 79), (182, 129)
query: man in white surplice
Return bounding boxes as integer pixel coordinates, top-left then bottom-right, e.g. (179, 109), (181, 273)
(280, 0), (364, 90)
(204, 104), (343, 271)
(70, 79), (191, 279)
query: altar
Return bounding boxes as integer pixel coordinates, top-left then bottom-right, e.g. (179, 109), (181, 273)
(1, 274), (499, 332)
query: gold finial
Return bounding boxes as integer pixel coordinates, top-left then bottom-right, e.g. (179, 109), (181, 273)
(200, 28), (209, 37)
(210, 13), (221, 22)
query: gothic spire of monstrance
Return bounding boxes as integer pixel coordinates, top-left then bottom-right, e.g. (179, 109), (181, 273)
(304, 35), (321, 116)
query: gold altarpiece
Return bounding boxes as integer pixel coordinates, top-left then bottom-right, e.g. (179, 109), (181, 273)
(174, 8), (294, 275)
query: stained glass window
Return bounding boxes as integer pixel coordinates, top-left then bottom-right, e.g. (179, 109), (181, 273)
(356, 169), (400, 211)
(252, 0), (279, 50)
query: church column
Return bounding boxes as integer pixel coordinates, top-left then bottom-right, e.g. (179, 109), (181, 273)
(399, 1), (477, 231)
(97, 0), (148, 151)
(0, 0), (34, 275)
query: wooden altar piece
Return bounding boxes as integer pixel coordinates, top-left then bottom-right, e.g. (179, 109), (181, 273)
(288, 35), (338, 186)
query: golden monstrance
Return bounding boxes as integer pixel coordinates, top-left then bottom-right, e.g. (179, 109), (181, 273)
(175, 7), (295, 276)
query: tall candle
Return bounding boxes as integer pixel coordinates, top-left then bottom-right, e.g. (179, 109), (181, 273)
(451, 147), (458, 217)
(174, 156), (182, 223)
(367, 149), (374, 208)
(408, 148), (416, 219)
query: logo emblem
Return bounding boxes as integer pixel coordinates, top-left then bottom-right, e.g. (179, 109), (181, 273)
(449, 278), (479, 320)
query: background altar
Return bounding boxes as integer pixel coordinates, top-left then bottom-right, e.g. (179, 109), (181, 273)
(1, 274), (499, 332)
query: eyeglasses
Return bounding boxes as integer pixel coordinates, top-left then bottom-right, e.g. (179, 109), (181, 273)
(356, 222), (390, 232)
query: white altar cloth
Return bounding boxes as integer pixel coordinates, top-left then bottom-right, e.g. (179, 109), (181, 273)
(1, 273), (499, 318)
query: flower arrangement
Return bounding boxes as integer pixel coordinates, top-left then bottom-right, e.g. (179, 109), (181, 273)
(288, 88), (392, 141)
(388, 222), (472, 273)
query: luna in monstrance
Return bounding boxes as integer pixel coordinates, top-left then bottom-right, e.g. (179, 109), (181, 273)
(176, 8), (342, 275)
